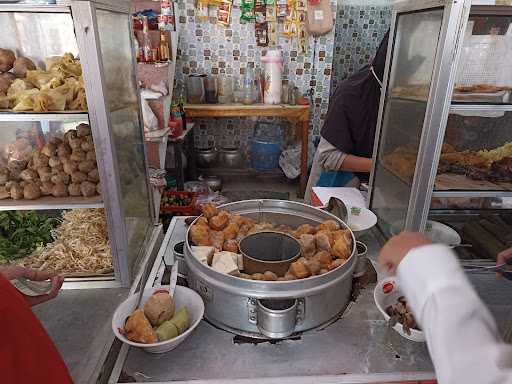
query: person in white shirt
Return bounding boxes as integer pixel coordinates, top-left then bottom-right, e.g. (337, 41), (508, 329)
(378, 232), (512, 384)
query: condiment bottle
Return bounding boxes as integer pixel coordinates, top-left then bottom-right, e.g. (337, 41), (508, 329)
(159, 29), (170, 62)
(141, 16), (153, 62)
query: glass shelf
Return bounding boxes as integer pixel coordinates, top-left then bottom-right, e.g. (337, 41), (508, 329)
(0, 112), (88, 122)
(0, 195), (103, 211)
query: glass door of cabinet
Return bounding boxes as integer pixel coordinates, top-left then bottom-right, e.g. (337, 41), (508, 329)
(369, 0), (470, 237)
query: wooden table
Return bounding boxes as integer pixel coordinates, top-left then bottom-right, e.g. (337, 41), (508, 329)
(184, 104), (311, 196)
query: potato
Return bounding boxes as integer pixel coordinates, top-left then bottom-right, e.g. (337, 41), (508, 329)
(51, 172), (70, 185)
(70, 149), (86, 162)
(7, 159), (26, 173)
(0, 48), (15, 72)
(64, 129), (77, 143)
(51, 164), (64, 174)
(48, 156), (61, 168)
(57, 143), (72, 158)
(40, 181), (54, 196)
(20, 169), (38, 182)
(32, 152), (49, 168)
(37, 166), (52, 182)
(68, 182), (81, 196)
(49, 136), (63, 146)
(78, 160), (95, 173)
(10, 183), (23, 200)
(80, 181), (97, 197)
(0, 186), (9, 199)
(87, 168), (100, 183)
(23, 182), (41, 200)
(0, 167), (9, 185)
(13, 57), (36, 78)
(68, 135), (82, 150)
(62, 160), (78, 175)
(71, 171), (87, 183)
(51, 183), (68, 197)
(76, 123), (91, 137)
(86, 150), (96, 162)
(81, 135), (94, 152)
(0, 72), (15, 93)
(41, 143), (57, 158)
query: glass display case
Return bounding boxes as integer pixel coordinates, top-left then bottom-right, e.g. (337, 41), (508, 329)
(0, 1), (159, 288)
(369, 0), (512, 261)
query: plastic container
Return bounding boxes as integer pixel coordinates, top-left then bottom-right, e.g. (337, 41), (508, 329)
(160, 190), (197, 215)
(249, 139), (282, 171)
(204, 76), (218, 104)
(168, 119), (183, 139)
(186, 75), (205, 104)
(261, 49), (283, 104)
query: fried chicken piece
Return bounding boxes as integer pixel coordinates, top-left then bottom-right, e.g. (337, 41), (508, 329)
(209, 211), (230, 231)
(318, 220), (340, 232)
(312, 250), (332, 269)
(288, 259), (311, 279)
(299, 234), (316, 259)
(303, 258), (321, 275)
(195, 217), (209, 226)
(223, 222), (239, 240)
(332, 229), (352, 244)
(328, 258), (347, 271)
(123, 309), (158, 344)
(202, 203), (218, 219)
(230, 214), (246, 227)
(332, 238), (351, 260)
(293, 224), (315, 238)
(223, 239), (239, 253)
(210, 230), (225, 250)
(315, 229), (334, 245)
(247, 222), (275, 235)
(314, 232), (332, 253)
(190, 224), (212, 246)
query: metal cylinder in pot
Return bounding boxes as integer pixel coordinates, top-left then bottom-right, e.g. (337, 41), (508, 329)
(184, 200), (357, 339)
(173, 241), (188, 278)
(239, 231), (300, 276)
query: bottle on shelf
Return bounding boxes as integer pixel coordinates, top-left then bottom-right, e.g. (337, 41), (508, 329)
(141, 16), (153, 63)
(159, 29), (170, 62)
(133, 33), (141, 62)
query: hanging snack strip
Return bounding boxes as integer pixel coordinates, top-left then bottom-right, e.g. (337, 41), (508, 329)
(281, 0), (307, 52)
(241, 0), (256, 22)
(197, 0), (210, 22)
(265, 0), (278, 46)
(217, 0), (233, 26)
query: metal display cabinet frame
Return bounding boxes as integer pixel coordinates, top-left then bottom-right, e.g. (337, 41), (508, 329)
(367, 0), (512, 235)
(0, 0), (161, 288)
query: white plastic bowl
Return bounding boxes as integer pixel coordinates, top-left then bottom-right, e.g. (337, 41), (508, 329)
(112, 286), (204, 353)
(374, 277), (425, 342)
(391, 220), (461, 246)
(347, 206), (377, 234)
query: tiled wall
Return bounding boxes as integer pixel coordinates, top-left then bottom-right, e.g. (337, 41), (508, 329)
(330, 0), (392, 92)
(174, 0), (336, 150)
(175, 0), (393, 150)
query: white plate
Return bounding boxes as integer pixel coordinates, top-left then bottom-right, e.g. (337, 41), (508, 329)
(112, 286), (204, 353)
(391, 220), (461, 245)
(374, 277), (425, 342)
(347, 206), (377, 233)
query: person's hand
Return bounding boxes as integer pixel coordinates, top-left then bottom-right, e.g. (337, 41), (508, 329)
(0, 266), (64, 306)
(497, 247), (512, 277)
(379, 232), (432, 275)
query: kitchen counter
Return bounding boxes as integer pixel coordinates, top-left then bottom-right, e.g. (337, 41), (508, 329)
(108, 218), (437, 383)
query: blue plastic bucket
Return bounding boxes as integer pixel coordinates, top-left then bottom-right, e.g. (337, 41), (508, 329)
(249, 139), (282, 171)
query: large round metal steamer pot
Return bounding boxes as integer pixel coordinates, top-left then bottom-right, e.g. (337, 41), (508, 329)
(184, 200), (357, 339)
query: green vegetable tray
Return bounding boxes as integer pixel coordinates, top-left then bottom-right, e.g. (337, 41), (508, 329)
(160, 191), (197, 215)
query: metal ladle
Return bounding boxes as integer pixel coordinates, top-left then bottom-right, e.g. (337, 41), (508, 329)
(324, 196), (348, 223)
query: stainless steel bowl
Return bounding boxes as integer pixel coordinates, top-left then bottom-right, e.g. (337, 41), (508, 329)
(199, 175), (223, 192)
(218, 147), (244, 168)
(196, 148), (218, 168)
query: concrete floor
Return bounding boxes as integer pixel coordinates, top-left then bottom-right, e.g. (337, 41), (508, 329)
(222, 175), (303, 202)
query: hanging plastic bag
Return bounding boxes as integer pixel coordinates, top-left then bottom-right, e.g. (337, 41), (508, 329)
(279, 141), (316, 179)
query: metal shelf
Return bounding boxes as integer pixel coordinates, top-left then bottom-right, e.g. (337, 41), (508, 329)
(432, 190), (512, 198)
(0, 195), (103, 211)
(450, 104), (512, 113)
(0, 112), (89, 122)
